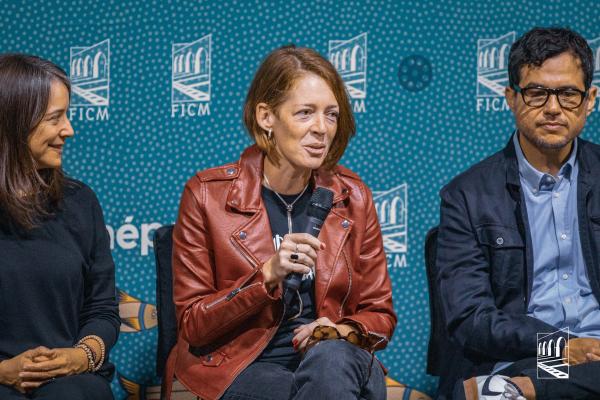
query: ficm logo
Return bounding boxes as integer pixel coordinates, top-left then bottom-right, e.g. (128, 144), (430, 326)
(536, 328), (570, 379)
(171, 34), (212, 118)
(476, 32), (514, 112)
(68, 39), (110, 121)
(329, 33), (367, 113)
(373, 184), (408, 268)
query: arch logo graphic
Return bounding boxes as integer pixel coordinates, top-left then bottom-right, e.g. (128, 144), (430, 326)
(476, 32), (515, 112)
(373, 184), (408, 268)
(328, 33), (367, 113)
(536, 328), (569, 379)
(68, 39), (110, 121)
(171, 34), (212, 118)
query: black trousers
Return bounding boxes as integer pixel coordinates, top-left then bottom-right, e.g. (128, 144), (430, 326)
(220, 340), (386, 400)
(0, 373), (113, 400)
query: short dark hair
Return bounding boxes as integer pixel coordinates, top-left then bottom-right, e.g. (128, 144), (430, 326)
(508, 27), (594, 90)
(0, 53), (70, 230)
(243, 45), (355, 170)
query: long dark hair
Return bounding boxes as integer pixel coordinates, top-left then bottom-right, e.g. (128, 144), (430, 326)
(0, 53), (71, 230)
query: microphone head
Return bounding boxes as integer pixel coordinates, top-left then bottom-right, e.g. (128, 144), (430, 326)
(307, 187), (334, 220)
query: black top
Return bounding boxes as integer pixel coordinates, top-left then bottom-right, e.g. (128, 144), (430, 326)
(257, 185), (316, 369)
(0, 179), (120, 379)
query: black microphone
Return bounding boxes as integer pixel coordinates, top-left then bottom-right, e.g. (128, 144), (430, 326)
(284, 187), (334, 293)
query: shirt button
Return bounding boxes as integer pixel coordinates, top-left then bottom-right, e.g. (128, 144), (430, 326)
(496, 237), (504, 245)
(562, 273), (569, 280)
(565, 297), (572, 304)
(561, 233), (567, 240)
(532, 188), (538, 194)
(239, 231), (247, 240)
(553, 192), (560, 198)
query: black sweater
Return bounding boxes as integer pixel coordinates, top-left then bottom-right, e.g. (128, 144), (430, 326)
(0, 179), (120, 379)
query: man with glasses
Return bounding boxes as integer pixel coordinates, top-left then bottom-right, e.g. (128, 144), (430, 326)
(436, 27), (600, 399)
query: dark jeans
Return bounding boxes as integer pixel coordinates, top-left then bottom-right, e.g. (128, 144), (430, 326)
(220, 340), (386, 400)
(0, 373), (113, 400)
(453, 358), (600, 400)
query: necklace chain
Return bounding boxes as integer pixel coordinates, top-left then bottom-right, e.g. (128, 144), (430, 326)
(263, 173), (310, 234)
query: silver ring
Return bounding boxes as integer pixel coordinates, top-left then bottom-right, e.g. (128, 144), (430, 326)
(295, 244), (299, 253)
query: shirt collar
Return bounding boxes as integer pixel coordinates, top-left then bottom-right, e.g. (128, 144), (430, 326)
(513, 132), (577, 192)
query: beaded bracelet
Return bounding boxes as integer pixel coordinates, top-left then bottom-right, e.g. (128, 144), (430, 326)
(74, 342), (95, 373)
(78, 335), (106, 372)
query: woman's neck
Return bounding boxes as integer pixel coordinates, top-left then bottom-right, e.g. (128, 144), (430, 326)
(263, 158), (311, 195)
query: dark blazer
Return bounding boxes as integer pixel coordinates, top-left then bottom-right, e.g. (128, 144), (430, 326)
(435, 134), (600, 398)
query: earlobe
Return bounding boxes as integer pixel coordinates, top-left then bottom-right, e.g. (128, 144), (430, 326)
(586, 87), (597, 115)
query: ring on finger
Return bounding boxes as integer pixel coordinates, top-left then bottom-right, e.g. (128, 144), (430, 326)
(290, 253), (299, 262)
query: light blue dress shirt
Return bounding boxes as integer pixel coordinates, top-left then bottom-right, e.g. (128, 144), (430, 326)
(494, 134), (600, 374)
(513, 133), (600, 338)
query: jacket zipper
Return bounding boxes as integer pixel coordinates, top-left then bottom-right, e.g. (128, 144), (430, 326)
(204, 282), (262, 310)
(204, 233), (264, 309)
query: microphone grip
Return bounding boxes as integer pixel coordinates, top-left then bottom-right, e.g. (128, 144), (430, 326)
(284, 216), (324, 292)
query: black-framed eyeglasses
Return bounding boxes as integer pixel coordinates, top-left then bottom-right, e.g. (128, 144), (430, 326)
(513, 85), (588, 110)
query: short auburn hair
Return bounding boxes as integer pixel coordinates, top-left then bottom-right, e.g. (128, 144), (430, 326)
(243, 45), (355, 170)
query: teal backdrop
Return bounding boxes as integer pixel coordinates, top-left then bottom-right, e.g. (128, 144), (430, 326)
(2, 0), (600, 398)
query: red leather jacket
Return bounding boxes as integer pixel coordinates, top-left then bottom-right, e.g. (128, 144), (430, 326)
(165, 146), (397, 400)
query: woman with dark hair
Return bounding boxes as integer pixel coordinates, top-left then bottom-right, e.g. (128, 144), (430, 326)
(0, 54), (119, 399)
(165, 45), (397, 400)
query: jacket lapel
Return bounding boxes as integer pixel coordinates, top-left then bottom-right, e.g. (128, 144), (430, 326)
(225, 146), (353, 306)
(504, 133), (534, 304)
(576, 139), (600, 297)
(227, 146), (274, 268)
(313, 168), (352, 313)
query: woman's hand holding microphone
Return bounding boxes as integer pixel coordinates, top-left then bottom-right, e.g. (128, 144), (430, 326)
(262, 233), (325, 293)
(260, 234), (357, 352)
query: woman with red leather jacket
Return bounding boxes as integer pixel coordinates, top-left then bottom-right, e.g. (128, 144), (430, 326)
(166, 45), (397, 400)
